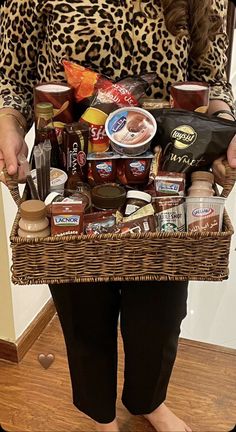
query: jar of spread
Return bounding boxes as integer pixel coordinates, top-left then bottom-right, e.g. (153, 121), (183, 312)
(187, 171), (215, 197)
(44, 192), (66, 217)
(45, 192), (65, 204)
(124, 190), (152, 216)
(87, 152), (120, 185)
(18, 200), (50, 238)
(117, 152), (153, 185)
(91, 183), (126, 210)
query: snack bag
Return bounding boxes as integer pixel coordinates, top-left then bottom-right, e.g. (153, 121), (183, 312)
(82, 73), (156, 152)
(63, 60), (157, 152)
(153, 109), (236, 175)
(63, 60), (104, 103)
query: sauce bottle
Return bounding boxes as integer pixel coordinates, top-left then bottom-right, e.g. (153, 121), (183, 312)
(35, 102), (61, 168)
(18, 200), (50, 238)
(187, 171), (215, 197)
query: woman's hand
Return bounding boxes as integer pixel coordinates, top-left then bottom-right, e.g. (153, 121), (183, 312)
(212, 134), (236, 186)
(0, 116), (28, 184)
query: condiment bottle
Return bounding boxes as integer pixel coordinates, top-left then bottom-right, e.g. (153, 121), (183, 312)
(124, 190), (152, 216)
(35, 102), (61, 168)
(187, 171), (215, 197)
(18, 200), (50, 238)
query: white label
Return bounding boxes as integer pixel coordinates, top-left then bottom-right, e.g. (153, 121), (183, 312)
(125, 204), (139, 216)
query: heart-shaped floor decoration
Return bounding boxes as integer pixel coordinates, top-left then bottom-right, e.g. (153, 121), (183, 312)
(38, 353), (55, 369)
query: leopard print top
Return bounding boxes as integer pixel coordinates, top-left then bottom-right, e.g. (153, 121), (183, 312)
(0, 0), (234, 129)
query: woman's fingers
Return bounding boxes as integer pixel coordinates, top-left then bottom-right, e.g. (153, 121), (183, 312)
(0, 116), (27, 176)
(0, 133), (28, 177)
(212, 156), (226, 186)
(3, 144), (19, 175)
(227, 134), (236, 169)
(212, 135), (236, 186)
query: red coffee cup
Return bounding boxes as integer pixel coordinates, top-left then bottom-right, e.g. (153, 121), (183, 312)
(34, 82), (74, 124)
(170, 81), (209, 112)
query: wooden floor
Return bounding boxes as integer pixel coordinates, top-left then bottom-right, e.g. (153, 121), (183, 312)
(0, 315), (236, 432)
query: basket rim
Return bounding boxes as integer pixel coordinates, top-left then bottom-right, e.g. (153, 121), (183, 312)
(11, 273), (229, 285)
(10, 208), (234, 244)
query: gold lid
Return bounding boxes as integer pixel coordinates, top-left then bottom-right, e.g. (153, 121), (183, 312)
(191, 171), (214, 184)
(35, 102), (54, 116)
(20, 200), (47, 220)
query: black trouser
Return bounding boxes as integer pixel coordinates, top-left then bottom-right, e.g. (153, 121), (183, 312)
(49, 280), (188, 423)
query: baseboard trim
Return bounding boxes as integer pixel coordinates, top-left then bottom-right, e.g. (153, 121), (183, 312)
(179, 337), (236, 357)
(0, 299), (56, 363)
(1, 307), (235, 362)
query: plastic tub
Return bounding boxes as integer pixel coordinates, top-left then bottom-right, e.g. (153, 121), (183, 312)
(185, 196), (225, 232)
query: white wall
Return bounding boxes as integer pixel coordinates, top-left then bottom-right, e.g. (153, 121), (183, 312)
(181, 184), (236, 349)
(0, 187), (16, 341)
(0, 128), (50, 342)
(181, 29), (236, 348)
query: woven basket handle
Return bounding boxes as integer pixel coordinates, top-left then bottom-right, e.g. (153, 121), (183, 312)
(2, 167), (23, 208)
(221, 160), (236, 198)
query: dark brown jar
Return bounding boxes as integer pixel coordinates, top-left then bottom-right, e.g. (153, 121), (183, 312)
(91, 183), (126, 211)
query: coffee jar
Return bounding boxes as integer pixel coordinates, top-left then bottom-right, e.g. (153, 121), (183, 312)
(18, 200), (50, 238)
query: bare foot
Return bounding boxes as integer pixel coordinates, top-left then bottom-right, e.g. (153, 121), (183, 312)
(144, 403), (192, 432)
(95, 418), (120, 431)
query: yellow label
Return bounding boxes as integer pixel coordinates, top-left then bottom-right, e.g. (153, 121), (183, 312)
(82, 107), (108, 125)
(171, 125), (197, 150)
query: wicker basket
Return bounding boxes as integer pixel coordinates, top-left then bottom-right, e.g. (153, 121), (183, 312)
(3, 162), (236, 285)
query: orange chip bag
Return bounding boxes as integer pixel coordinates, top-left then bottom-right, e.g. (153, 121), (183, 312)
(63, 60), (107, 102)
